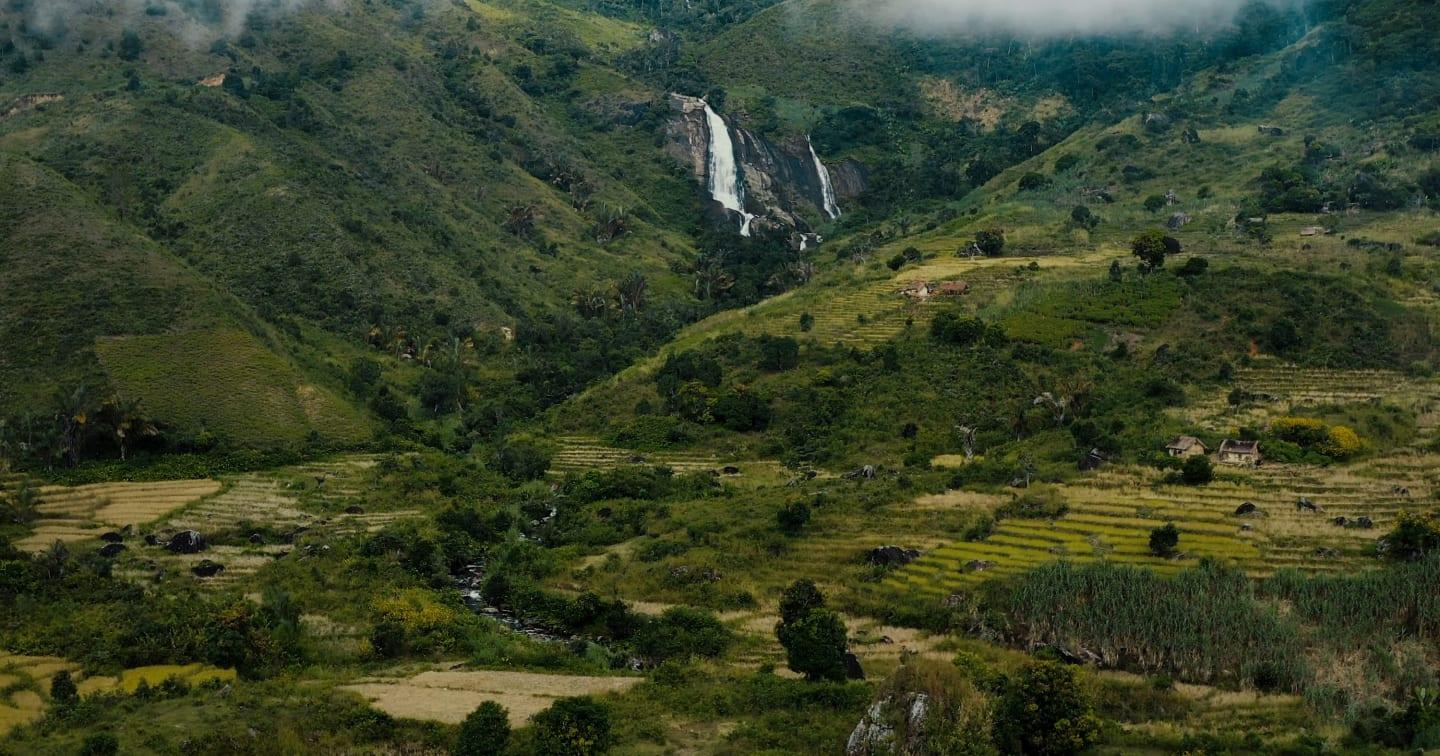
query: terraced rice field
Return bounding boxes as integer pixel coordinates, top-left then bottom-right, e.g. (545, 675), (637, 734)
(551, 436), (722, 475)
(890, 459), (1431, 597)
(1176, 363), (1440, 441)
(13, 479), (221, 552)
(0, 653), (231, 736)
(341, 669), (643, 726)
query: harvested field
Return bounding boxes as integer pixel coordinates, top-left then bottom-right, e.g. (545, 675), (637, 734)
(14, 479), (220, 552)
(341, 669), (643, 725)
(552, 436), (721, 475)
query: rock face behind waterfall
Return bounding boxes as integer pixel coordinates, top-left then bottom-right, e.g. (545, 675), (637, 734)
(664, 94), (867, 235)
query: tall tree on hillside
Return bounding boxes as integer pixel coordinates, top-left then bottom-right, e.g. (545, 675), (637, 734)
(615, 272), (649, 315)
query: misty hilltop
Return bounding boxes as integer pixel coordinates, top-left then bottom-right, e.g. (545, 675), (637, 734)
(1, 0), (1440, 752)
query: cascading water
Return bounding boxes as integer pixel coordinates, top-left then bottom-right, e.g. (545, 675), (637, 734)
(703, 102), (754, 236)
(808, 136), (842, 220)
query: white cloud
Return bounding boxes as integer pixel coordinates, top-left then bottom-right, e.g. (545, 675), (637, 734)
(847, 0), (1275, 37)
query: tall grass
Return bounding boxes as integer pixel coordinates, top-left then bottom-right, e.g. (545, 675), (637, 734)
(1263, 555), (1440, 645)
(990, 560), (1308, 690)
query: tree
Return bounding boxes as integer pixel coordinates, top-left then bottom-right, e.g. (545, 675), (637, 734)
(775, 579), (849, 681)
(799, 312), (814, 332)
(531, 696), (612, 756)
(50, 670), (78, 706)
(994, 662), (1101, 756)
(1070, 205), (1098, 230)
(493, 440), (551, 481)
(1131, 229), (1171, 270)
(455, 701), (510, 756)
(757, 335), (799, 371)
(1180, 455), (1213, 485)
(1143, 194), (1167, 213)
(778, 608), (850, 681)
(778, 579), (825, 625)
(614, 272), (649, 315)
(118, 30), (143, 61)
(1018, 172), (1051, 191)
(975, 229), (1005, 257)
(1149, 522), (1180, 557)
(1379, 510), (1440, 562)
(930, 312), (987, 346)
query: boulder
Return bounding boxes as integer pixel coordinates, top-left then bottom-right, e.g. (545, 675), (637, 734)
(99, 531), (123, 543)
(1182, 126), (1202, 144)
(98, 543), (126, 558)
(249, 533), (265, 545)
(964, 559), (996, 572)
(845, 692), (930, 756)
(867, 545), (921, 567)
(343, 505), (364, 515)
(143, 534), (159, 546)
(720, 465), (741, 475)
(167, 530), (206, 554)
(191, 560), (225, 578)
(1166, 212), (1192, 230)
(1355, 516), (1374, 529)
(1333, 516), (1349, 527)
(1234, 501), (1259, 516)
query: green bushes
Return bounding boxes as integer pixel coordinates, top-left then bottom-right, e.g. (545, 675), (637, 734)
(632, 607), (731, 664)
(454, 701), (510, 756)
(993, 662), (1101, 756)
(1179, 455), (1213, 485)
(1148, 523), (1180, 556)
(530, 696), (613, 756)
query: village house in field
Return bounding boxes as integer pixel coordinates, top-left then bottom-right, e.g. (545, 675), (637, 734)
(1165, 435), (1208, 458)
(1216, 439), (1261, 466)
(901, 281), (933, 300)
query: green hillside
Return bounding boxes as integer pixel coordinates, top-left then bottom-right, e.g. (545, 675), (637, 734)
(3, 0), (1440, 752)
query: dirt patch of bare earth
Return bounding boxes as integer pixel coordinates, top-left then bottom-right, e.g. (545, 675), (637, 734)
(340, 669), (643, 726)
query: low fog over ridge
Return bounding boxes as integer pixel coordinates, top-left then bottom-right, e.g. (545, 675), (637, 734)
(28, 0), (342, 40)
(847, 0), (1291, 37)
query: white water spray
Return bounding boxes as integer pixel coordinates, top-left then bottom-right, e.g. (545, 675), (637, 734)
(808, 137), (842, 220)
(703, 102), (754, 237)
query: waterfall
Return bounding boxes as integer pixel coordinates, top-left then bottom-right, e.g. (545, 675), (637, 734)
(702, 102), (754, 237)
(808, 136), (842, 220)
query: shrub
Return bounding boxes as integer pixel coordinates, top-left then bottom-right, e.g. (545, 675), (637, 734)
(1018, 172), (1051, 191)
(633, 607), (731, 663)
(993, 662), (1101, 756)
(455, 701), (510, 756)
(996, 487), (1068, 519)
(1070, 205), (1098, 229)
(1143, 194), (1167, 213)
(1379, 510), (1440, 562)
(50, 669), (78, 705)
(757, 335), (800, 371)
(79, 734), (120, 756)
(493, 440), (552, 481)
(930, 312), (988, 346)
(1176, 257), (1208, 277)
(1054, 153), (1080, 172)
(799, 312), (814, 332)
(1149, 523), (1180, 557)
(1180, 455), (1213, 485)
(777, 501), (812, 535)
(1321, 425), (1364, 459)
(531, 696), (613, 755)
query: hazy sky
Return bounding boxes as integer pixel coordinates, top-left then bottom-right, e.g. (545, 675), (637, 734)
(850, 0), (1272, 37)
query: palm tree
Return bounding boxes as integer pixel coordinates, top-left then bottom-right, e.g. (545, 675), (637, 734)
(693, 259), (734, 301)
(51, 385), (92, 468)
(99, 397), (157, 461)
(614, 272), (649, 315)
